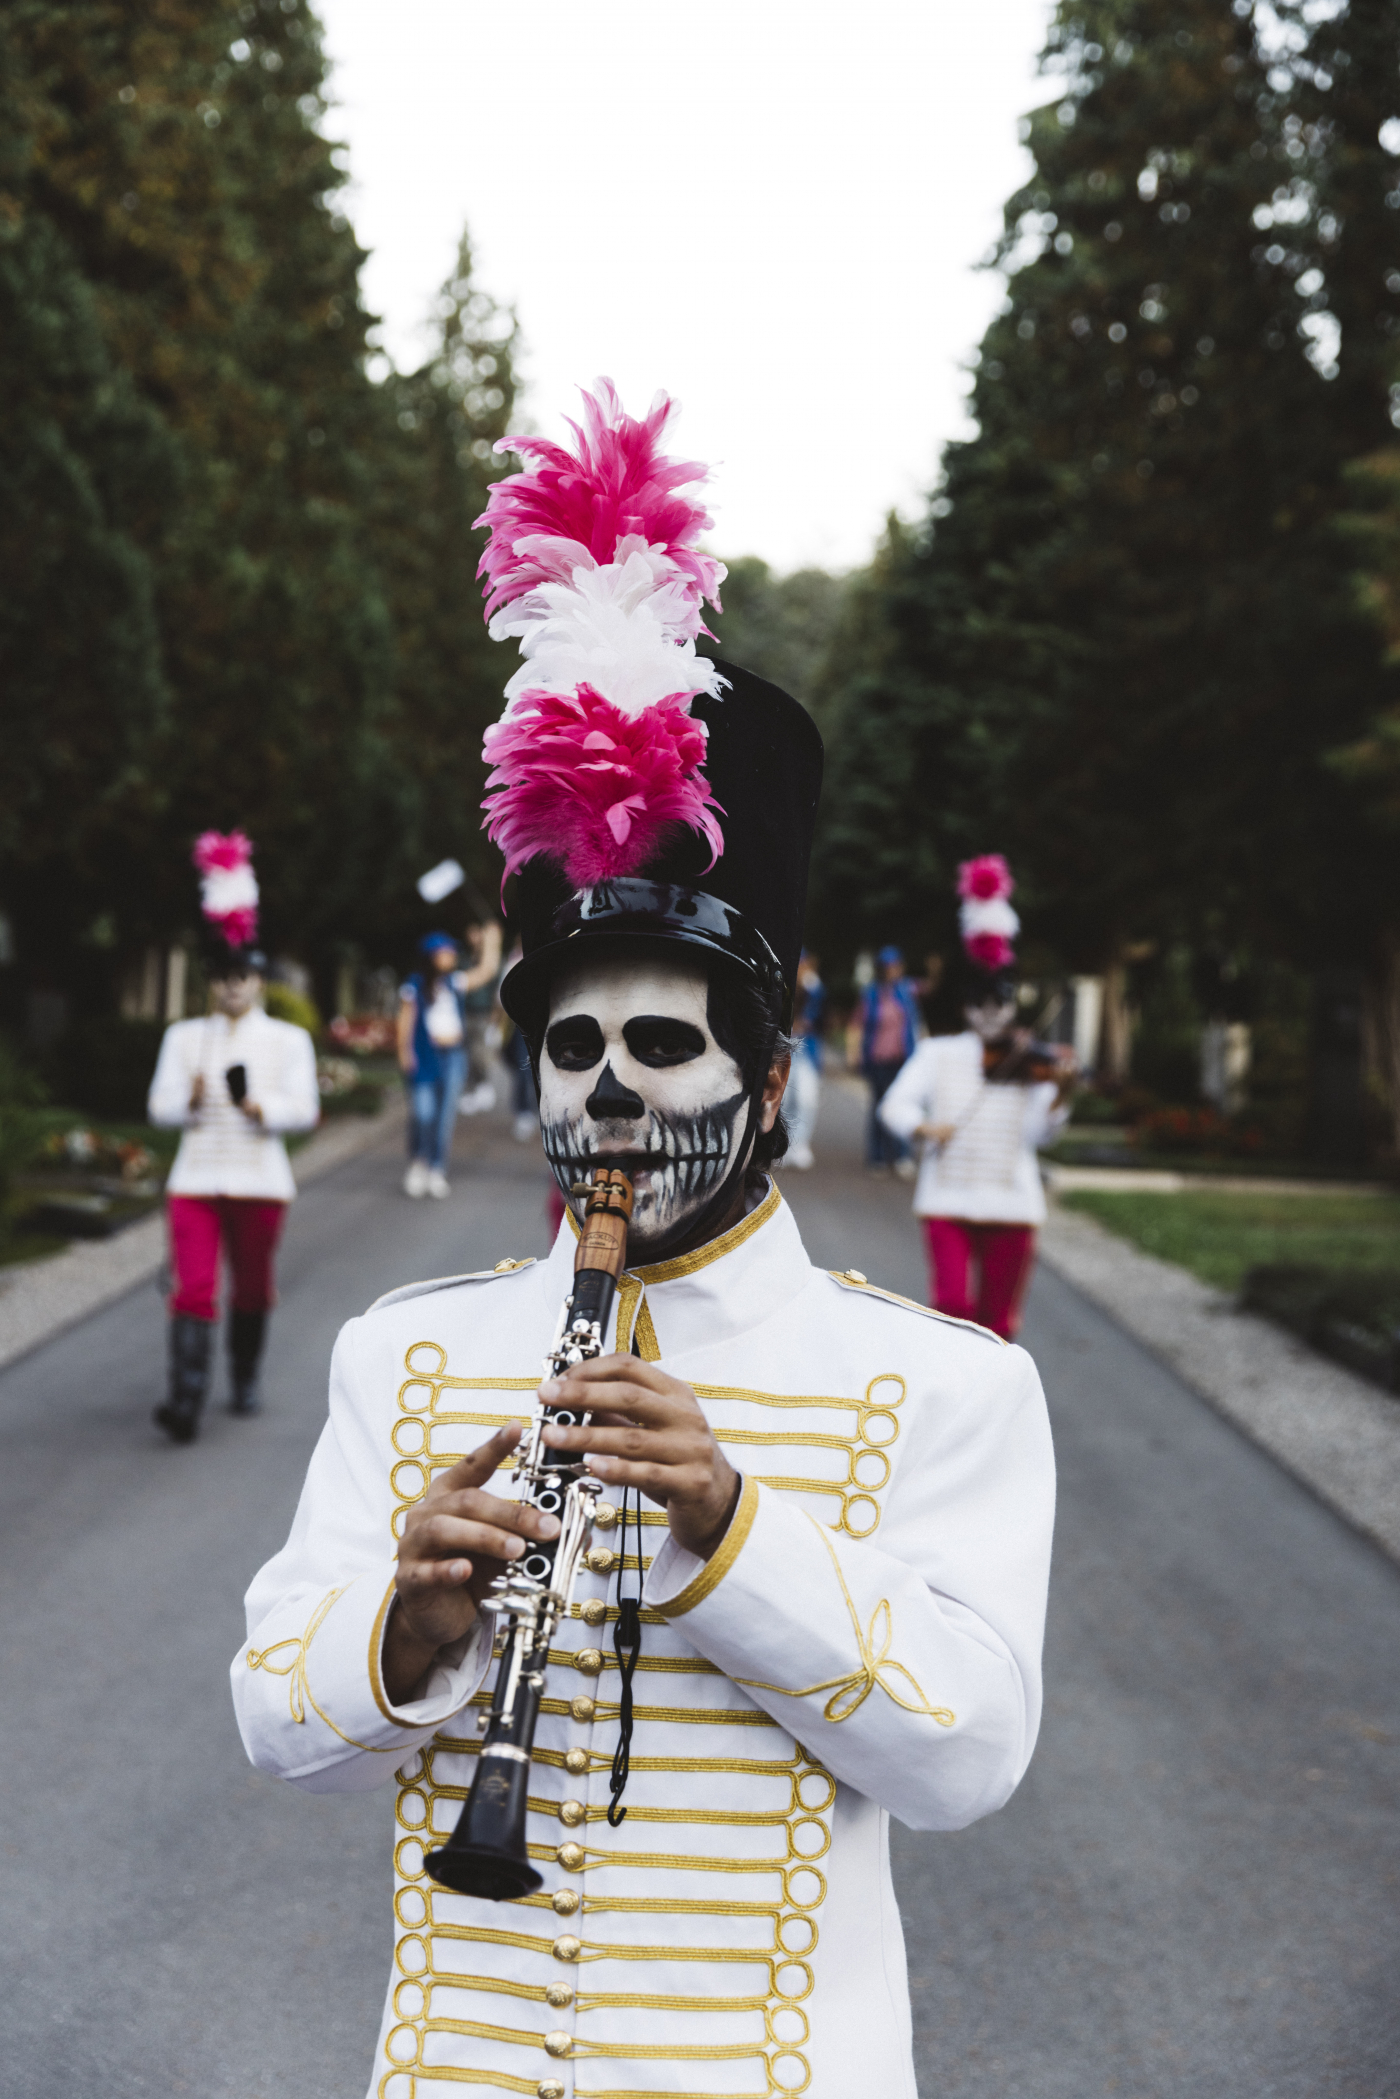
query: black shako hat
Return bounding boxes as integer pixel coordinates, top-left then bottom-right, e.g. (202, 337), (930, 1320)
(500, 661), (823, 1032)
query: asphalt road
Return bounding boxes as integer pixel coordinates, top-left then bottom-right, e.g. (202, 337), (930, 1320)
(1, 1079), (1397, 2099)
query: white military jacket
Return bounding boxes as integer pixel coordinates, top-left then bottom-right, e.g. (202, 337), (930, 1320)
(148, 1007), (320, 1201)
(233, 1184), (1054, 2099)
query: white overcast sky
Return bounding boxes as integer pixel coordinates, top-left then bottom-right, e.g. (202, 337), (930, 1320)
(314, 1), (1054, 572)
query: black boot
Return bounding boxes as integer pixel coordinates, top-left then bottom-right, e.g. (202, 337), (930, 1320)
(154, 1316), (212, 1443)
(228, 1308), (268, 1416)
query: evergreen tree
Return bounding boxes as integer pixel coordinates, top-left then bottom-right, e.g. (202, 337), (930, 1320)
(355, 233), (521, 961)
(0, 2), (519, 1017)
(698, 558), (849, 732)
(813, 0), (1400, 1010)
(0, 7), (176, 974)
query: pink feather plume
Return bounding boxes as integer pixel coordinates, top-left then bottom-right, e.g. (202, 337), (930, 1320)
(482, 686), (724, 888)
(964, 932), (1016, 973)
(957, 853), (1014, 902)
(475, 379), (724, 636)
(192, 829), (253, 875)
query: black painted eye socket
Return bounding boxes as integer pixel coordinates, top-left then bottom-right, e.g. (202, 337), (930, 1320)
(623, 1015), (707, 1068)
(545, 1016), (605, 1072)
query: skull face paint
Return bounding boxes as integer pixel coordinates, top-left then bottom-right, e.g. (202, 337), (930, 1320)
(539, 952), (750, 1257)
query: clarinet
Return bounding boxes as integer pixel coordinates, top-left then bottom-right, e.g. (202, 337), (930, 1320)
(425, 1167), (634, 1902)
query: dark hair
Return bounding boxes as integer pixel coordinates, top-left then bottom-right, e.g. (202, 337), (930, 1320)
(950, 957), (1016, 1013)
(704, 959), (790, 1174)
(203, 940), (266, 983)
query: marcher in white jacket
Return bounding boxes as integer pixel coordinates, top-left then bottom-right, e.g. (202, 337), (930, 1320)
(148, 955), (318, 1438)
(234, 1183), (1053, 2099)
(232, 385), (1054, 2099)
(879, 1015), (1072, 1340)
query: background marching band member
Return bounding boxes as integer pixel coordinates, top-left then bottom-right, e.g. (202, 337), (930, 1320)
(878, 854), (1076, 1338)
(147, 833), (319, 1441)
(232, 383), (1055, 2099)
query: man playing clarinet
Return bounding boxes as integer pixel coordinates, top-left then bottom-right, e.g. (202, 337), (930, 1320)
(233, 382), (1055, 2099)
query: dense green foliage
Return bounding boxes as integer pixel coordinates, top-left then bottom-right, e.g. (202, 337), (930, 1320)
(699, 557), (850, 732)
(0, 0), (516, 1020)
(812, 0), (1400, 989)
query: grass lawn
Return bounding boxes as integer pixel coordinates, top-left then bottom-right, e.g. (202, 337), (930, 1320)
(1059, 1187), (1400, 1294)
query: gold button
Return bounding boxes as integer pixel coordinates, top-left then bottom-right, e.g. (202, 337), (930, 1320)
(551, 1889), (580, 1917)
(537, 2083), (565, 2099)
(845, 1268), (868, 1285)
(580, 1598), (607, 1627)
(557, 1841), (585, 1870)
(544, 2030), (573, 2058)
(564, 1748), (589, 1775)
(552, 1934), (581, 1963)
(593, 1503), (618, 1531)
(558, 1799), (585, 1827)
(494, 1258), (521, 1272)
(574, 1647), (603, 1676)
(544, 1980), (574, 2007)
(584, 1546), (617, 1574)
(570, 1696), (595, 1723)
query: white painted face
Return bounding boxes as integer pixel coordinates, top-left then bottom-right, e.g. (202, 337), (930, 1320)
(212, 973), (261, 1019)
(965, 998), (1018, 1042)
(539, 951), (749, 1255)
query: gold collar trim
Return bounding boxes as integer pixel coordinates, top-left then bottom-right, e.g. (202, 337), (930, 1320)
(563, 1181), (782, 1287)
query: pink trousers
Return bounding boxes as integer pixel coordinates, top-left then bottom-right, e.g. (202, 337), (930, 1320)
(923, 1218), (1036, 1340)
(167, 1195), (287, 1322)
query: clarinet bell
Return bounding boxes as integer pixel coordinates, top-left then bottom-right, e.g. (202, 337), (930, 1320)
(424, 1750), (544, 1901)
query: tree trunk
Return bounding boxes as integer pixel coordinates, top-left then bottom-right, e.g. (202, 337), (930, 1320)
(1101, 963), (1134, 1084)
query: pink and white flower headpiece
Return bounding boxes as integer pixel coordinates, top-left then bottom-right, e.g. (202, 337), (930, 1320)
(476, 379), (728, 888)
(193, 830), (259, 948)
(957, 854), (1018, 974)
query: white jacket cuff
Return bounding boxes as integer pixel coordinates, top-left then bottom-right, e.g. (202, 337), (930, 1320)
(233, 1567), (491, 1785)
(645, 1478), (1030, 1831)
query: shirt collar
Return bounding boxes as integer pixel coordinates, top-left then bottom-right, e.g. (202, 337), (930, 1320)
(536, 1181), (812, 1360)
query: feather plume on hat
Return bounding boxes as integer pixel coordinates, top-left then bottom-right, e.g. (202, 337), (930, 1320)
(192, 830), (259, 949)
(957, 854), (1019, 974)
(476, 379), (728, 888)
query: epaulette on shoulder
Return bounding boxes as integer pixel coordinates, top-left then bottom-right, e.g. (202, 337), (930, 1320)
(365, 1257), (536, 1316)
(826, 1268), (1006, 1346)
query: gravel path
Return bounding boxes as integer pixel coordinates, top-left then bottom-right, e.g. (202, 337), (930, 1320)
(1039, 1197), (1400, 1563)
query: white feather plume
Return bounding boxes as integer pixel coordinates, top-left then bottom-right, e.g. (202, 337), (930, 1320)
(959, 895), (1020, 941)
(200, 862), (259, 919)
(489, 543), (727, 719)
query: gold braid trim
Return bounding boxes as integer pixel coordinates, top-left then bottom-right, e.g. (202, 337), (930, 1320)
(245, 1585), (402, 1754)
(654, 1474), (760, 1621)
(736, 1515), (956, 1726)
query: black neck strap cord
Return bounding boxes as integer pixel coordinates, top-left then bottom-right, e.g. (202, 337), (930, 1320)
(607, 1335), (647, 1827)
(607, 1478), (644, 1826)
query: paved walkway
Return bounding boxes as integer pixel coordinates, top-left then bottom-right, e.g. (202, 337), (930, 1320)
(1, 1080), (1396, 2097)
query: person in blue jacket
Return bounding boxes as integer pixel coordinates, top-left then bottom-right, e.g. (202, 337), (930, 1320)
(860, 944), (919, 1170)
(396, 933), (469, 1198)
